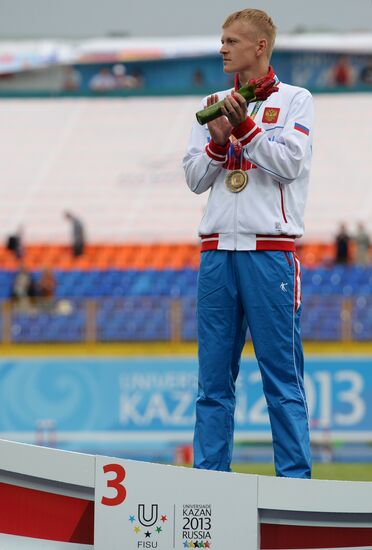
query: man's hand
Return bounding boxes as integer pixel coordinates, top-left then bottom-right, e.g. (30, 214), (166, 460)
(206, 94), (232, 145)
(221, 92), (247, 127)
(215, 74), (278, 129)
(249, 74), (279, 101)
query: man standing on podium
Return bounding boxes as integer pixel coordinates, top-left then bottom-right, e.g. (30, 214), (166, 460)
(183, 8), (313, 478)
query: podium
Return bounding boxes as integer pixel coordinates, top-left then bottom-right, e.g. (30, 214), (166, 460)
(0, 439), (372, 549)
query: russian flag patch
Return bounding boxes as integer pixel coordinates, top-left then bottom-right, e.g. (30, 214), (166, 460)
(294, 122), (310, 135)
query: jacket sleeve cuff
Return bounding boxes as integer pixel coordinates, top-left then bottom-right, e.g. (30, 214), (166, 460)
(232, 117), (262, 146)
(205, 139), (230, 163)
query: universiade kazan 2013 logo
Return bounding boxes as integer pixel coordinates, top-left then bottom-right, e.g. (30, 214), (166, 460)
(182, 504), (212, 548)
(129, 504), (168, 548)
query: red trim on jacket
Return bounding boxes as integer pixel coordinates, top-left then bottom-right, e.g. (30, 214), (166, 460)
(200, 234), (219, 251)
(200, 234), (296, 252)
(234, 66), (275, 91)
(205, 139), (230, 163)
(256, 234), (296, 252)
(234, 73), (240, 91)
(231, 117), (262, 146)
(256, 234), (296, 239)
(256, 240), (296, 252)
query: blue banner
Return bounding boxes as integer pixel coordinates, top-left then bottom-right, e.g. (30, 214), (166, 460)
(0, 357), (371, 445)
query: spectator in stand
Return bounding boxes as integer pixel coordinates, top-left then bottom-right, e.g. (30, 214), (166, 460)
(354, 222), (370, 266)
(112, 64), (141, 89)
(359, 58), (372, 86)
(62, 66), (82, 91)
(89, 68), (117, 92)
(329, 55), (355, 87)
(335, 223), (351, 264)
(192, 68), (206, 88)
(6, 226), (24, 260)
(64, 211), (85, 257)
(37, 268), (57, 311)
(11, 265), (37, 313)
(131, 68), (145, 88)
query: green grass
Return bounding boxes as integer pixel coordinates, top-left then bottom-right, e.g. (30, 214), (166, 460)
(232, 463), (372, 481)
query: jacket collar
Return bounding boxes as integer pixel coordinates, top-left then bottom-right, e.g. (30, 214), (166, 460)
(234, 65), (276, 91)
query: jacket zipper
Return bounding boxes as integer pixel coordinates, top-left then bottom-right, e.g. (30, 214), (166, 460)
(234, 194), (238, 249)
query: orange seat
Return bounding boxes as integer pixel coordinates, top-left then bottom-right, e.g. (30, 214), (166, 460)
(1, 241), (354, 271)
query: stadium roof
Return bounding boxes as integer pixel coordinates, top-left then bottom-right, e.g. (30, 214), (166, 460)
(0, 33), (371, 74)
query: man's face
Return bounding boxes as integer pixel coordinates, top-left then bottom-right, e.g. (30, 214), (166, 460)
(220, 20), (260, 74)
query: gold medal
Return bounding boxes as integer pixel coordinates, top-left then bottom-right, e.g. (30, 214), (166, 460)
(225, 169), (248, 193)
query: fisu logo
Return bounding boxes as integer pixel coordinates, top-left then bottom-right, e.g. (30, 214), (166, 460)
(138, 504), (159, 527)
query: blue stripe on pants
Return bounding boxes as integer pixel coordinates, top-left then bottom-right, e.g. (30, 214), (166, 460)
(194, 250), (312, 478)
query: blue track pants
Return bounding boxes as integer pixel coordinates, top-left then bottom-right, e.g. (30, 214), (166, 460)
(193, 250), (312, 478)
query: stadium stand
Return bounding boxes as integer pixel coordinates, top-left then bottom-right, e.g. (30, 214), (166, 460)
(0, 95), (371, 244)
(0, 98), (202, 244)
(1, 257), (372, 342)
(0, 94), (372, 344)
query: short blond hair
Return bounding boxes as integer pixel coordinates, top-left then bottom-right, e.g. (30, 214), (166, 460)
(223, 9), (277, 59)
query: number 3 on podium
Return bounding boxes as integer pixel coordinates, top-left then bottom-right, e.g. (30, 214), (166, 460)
(101, 463), (127, 506)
